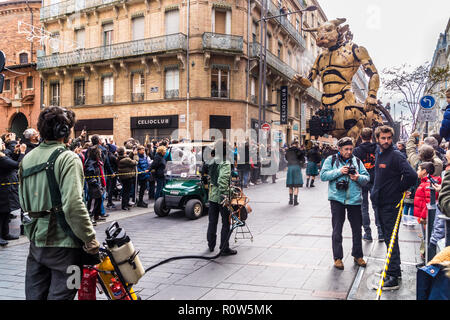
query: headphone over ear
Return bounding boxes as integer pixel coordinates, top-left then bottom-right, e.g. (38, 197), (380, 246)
(53, 109), (71, 139)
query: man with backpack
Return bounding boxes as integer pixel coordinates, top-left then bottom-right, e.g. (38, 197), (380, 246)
(353, 128), (384, 242)
(320, 137), (370, 270)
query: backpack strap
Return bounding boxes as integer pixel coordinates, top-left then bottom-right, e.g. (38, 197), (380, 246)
(331, 154), (337, 168)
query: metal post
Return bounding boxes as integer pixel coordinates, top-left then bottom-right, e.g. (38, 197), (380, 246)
(257, 0), (265, 139)
(426, 186), (436, 263)
(262, 0), (268, 124)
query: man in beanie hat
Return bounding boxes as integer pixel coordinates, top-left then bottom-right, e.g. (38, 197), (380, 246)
(320, 137), (370, 270)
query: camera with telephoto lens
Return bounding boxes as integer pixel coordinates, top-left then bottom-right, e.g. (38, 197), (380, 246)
(336, 179), (349, 191)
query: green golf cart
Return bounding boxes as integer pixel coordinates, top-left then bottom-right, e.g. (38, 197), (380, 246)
(154, 142), (213, 220)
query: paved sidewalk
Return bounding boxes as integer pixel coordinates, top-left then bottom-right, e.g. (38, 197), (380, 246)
(0, 173), (422, 300)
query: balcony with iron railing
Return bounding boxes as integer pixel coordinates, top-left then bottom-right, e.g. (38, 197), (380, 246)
(50, 97), (60, 106)
(132, 92), (145, 102)
(102, 95), (114, 104)
(164, 89), (179, 99)
(250, 42), (322, 103)
(254, 0), (306, 50)
(40, 0), (122, 21)
(202, 33), (244, 53)
(250, 42), (297, 80)
(211, 89), (230, 99)
(37, 33), (187, 70)
(74, 95), (85, 106)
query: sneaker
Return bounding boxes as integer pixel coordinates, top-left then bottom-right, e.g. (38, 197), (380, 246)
(372, 275), (399, 291)
(106, 203), (116, 209)
(95, 216), (106, 221)
(334, 259), (344, 270)
(122, 207), (130, 211)
(374, 270), (402, 279)
(378, 235), (385, 242)
(221, 248), (237, 256)
(363, 233), (373, 242)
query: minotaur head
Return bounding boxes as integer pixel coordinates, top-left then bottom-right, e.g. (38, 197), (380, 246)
(304, 18), (351, 49)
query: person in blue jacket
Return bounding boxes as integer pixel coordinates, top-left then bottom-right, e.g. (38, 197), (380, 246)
(320, 137), (370, 270)
(136, 145), (151, 208)
(439, 88), (450, 142)
(370, 125), (418, 291)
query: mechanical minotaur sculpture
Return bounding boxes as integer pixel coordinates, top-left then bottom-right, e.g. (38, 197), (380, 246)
(293, 18), (384, 140)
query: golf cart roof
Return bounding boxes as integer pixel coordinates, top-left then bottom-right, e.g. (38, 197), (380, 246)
(169, 141), (215, 149)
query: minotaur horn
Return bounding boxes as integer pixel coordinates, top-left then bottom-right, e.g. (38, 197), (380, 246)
(330, 18), (347, 27)
(303, 27), (318, 32)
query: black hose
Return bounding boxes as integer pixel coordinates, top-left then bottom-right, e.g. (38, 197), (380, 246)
(144, 224), (238, 274)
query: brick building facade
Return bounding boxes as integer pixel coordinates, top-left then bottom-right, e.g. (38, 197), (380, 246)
(37, 0), (327, 145)
(0, 0), (42, 138)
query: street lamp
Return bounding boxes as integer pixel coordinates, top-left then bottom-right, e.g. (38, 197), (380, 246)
(256, 3), (318, 143)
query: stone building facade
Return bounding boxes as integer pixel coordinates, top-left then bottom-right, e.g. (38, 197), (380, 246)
(37, 0), (326, 145)
(0, 0), (42, 138)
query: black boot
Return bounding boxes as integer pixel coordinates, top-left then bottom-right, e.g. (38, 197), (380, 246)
(306, 178), (310, 188)
(293, 195), (299, 206)
(310, 179), (315, 188)
(289, 194), (293, 205)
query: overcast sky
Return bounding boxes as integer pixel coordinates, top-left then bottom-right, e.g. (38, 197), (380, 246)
(319, 0), (449, 118)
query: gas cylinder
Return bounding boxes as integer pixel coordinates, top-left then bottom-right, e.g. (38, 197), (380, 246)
(109, 277), (130, 300)
(105, 222), (145, 284)
(78, 267), (98, 300)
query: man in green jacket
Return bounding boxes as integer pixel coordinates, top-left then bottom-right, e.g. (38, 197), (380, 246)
(206, 140), (237, 256)
(19, 106), (99, 300)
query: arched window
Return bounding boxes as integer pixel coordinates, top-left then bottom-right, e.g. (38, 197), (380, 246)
(19, 52), (28, 64)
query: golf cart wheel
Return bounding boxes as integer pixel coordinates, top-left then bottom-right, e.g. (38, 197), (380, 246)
(185, 199), (203, 220)
(154, 197), (170, 217)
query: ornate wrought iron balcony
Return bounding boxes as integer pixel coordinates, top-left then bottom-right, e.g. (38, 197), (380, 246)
(250, 42), (297, 80)
(211, 89), (230, 99)
(164, 89), (179, 99)
(74, 96), (86, 106)
(253, 0), (306, 50)
(202, 33), (244, 53)
(102, 95), (114, 104)
(132, 92), (145, 102)
(37, 34), (187, 70)
(40, 0), (121, 21)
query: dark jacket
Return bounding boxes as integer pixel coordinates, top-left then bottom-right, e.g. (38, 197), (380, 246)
(117, 154), (138, 181)
(306, 148), (321, 163)
(439, 104), (450, 142)
(0, 152), (25, 213)
(84, 158), (104, 199)
(353, 142), (377, 184)
(370, 144), (418, 207)
(285, 147), (305, 166)
(237, 144), (250, 171)
(21, 138), (39, 155)
(150, 152), (166, 179)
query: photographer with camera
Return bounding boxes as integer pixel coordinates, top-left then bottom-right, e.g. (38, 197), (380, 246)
(320, 137), (370, 270)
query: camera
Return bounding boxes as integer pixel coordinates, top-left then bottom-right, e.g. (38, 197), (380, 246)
(347, 163), (357, 175)
(336, 179), (349, 191)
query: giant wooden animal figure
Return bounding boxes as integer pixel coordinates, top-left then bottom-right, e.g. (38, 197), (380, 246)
(293, 18), (384, 141)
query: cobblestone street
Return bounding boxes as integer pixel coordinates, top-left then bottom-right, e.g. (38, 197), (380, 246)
(0, 173), (423, 300)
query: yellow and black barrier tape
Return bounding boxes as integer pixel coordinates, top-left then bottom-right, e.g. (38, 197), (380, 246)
(0, 171), (147, 187)
(375, 192), (406, 300)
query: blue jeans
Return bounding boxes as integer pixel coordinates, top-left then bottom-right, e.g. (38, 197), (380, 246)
(403, 203), (414, 216)
(361, 186), (383, 237)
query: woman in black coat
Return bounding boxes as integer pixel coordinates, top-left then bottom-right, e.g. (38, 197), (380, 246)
(150, 146), (167, 200)
(285, 141), (305, 206)
(84, 146), (105, 224)
(0, 140), (26, 246)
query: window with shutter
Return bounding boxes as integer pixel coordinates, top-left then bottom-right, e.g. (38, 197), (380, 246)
(165, 10), (179, 35)
(132, 16), (145, 40)
(103, 23), (114, 46)
(75, 29), (85, 49)
(102, 76), (114, 103)
(26, 76), (33, 89)
(50, 82), (60, 106)
(165, 68), (179, 98)
(132, 73), (145, 101)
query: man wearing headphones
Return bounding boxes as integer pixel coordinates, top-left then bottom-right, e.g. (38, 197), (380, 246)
(19, 106), (99, 300)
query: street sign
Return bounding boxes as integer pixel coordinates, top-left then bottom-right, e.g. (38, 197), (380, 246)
(261, 123), (271, 131)
(420, 96), (436, 109)
(280, 86), (288, 125)
(418, 95), (437, 122)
